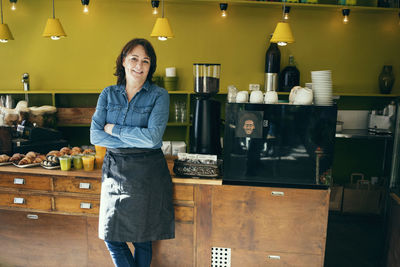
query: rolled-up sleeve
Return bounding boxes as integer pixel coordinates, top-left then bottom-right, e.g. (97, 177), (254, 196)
(90, 88), (125, 148)
(111, 90), (169, 148)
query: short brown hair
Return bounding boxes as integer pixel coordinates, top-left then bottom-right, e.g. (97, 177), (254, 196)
(114, 38), (157, 85)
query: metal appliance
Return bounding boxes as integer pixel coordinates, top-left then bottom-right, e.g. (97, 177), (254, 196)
(0, 123), (68, 155)
(190, 63), (222, 156)
(223, 103), (337, 187)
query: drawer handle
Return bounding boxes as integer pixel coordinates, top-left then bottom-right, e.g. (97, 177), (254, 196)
(79, 182), (91, 189)
(271, 191), (284, 196)
(13, 197), (25, 204)
(268, 255), (281, 260)
(13, 178), (25, 185)
(27, 214), (39, 220)
(80, 202), (92, 209)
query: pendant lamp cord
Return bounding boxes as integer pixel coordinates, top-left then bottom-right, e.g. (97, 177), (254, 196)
(161, 0), (164, 18)
(1, 0), (4, 24)
(281, 0), (286, 20)
(53, 0), (55, 19)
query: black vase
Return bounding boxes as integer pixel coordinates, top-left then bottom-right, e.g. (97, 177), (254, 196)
(379, 65), (395, 94)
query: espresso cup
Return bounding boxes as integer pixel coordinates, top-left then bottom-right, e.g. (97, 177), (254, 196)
(236, 91), (249, 103)
(264, 91), (278, 104)
(249, 90), (264, 104)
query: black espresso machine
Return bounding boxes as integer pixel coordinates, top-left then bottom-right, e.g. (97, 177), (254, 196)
(223, 103), (337, 188)
(0, 123), (68, 155)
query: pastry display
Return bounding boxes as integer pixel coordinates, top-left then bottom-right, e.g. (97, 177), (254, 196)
(41, 155), (60, 168)
(9, 153), (25, 163)
(83, 148), (94, 154)
(0, 154), (10, 163)
(60, 147), (72, 155)
(47, 150), (63, 157)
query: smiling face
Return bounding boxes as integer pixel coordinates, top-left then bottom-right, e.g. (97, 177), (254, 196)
(243, 119), (255, 135)
(122, 45), (151, 85)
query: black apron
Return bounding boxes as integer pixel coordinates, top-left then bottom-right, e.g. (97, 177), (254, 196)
(98, 147), (175, 242)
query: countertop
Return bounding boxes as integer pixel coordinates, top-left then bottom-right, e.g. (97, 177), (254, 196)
(0, 165), (223, 185)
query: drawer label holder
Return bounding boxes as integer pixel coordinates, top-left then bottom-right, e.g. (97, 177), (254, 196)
(79, 183), (91, 189)
(80, 202), (92, 209)
(13, 178), (25, 185)
(13, 197), (25, 204)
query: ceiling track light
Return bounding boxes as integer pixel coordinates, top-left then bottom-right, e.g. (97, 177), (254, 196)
(151, 0), (160, 15)
(342, 8), (350, 24)
(81, 0), (89, 14)
(283, 6), (290, 20)
(220, 3), (228, 18)
(9, 0), (16, 11)
(150, 0), (174, 41)
(0, 0), (14, 43)
(271, 0), (295, 46)
(42, 0), (67, 40)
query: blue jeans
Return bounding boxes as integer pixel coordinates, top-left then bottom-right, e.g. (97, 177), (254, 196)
(105, 240), (152, 267)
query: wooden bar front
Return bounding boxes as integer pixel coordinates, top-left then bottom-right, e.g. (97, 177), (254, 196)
(0, 166), (329, 267)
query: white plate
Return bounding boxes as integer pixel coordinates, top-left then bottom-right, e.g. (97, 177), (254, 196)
(12, 163), (41, 168)
(0, 162), (13, 166)
(41, 164), (61, 170)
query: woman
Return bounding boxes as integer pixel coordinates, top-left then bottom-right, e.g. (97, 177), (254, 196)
(90, 38), (175, 267)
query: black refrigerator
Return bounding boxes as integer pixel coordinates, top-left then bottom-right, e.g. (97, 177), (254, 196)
(223, 103), (337, 188)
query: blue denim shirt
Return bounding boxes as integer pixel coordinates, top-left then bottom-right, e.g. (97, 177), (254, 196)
(90, 81), (170, 149)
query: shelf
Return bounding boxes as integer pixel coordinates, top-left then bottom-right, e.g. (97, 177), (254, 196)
(333, 92), (400, 97)
(335, 129), (392, 139)
(167, 122), (191, 126)
(166, 0), (399, 12)
(58, 124), (91, 127)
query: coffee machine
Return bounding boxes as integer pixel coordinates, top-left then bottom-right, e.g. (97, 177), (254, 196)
(0, 123), (68, 155)
(190, 63), (222, 156)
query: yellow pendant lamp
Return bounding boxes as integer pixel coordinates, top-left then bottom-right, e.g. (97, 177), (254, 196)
(151, 0), (174, 41)
(271, 1), (295, 46)
(42, 0), (66, 40)
(0, 0), (13, 43)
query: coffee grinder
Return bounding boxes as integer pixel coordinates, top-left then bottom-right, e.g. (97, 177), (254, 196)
(190, 63), (222, 156)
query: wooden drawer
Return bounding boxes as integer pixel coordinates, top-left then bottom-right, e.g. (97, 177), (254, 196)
(54, 197), (100, 215)
(54, 177), (101, 194)
(173, 184), (194, 201)
(211, 186), (329, 255)
(0, 192), (52, 211)
(0, 173), (52, 191)
(174, 206), (193, 223)
(230, 249), (323, 267)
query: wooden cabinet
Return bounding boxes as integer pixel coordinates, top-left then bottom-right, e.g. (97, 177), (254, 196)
(0, 168), (329, 266)
(195, 185), (329, 267)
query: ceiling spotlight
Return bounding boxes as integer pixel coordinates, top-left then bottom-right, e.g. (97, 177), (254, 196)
(342, 9), (350, 24)
(283, 6), (290, 20)
(9, 0), (16, 11)
(220, 3), (228, 18)
(151, 0), (160, 15)
(81, 0), (89, 14)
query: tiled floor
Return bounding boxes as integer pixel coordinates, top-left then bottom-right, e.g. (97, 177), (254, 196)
(324, 212), (386, 267)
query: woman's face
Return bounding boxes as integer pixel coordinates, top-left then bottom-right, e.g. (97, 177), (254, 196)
(122, 45), (150, 85)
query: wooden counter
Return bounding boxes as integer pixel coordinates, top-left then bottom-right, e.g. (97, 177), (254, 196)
(0, 165), (329, 267)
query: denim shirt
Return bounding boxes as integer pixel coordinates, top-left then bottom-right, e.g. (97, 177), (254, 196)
(90, 81), (170, 149)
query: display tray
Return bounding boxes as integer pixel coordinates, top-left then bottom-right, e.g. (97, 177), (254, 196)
(0, 162), (13, 166)
(40, 164), (60, 170)
(12, 163), (41, 168)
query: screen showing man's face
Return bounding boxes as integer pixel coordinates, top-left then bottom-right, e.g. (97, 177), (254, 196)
(243, 119), (255, 135)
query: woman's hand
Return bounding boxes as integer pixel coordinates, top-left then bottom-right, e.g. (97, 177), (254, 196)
(104, 124), (115, 135)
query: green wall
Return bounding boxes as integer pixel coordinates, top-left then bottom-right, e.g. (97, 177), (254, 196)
(0, 0), (399, 94)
